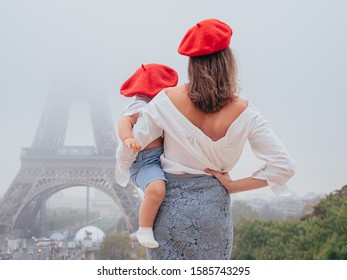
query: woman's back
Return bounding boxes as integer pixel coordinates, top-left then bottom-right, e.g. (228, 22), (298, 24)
(165, 84), (248, 142)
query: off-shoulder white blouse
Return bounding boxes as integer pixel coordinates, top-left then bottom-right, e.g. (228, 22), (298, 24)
(116, 91), (295, 195)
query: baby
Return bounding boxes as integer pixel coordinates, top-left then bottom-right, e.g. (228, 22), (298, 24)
(117, 63), (178, 248)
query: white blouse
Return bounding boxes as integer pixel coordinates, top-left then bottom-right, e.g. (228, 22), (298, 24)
(120, 94), (151, 116)
(116, 91), (296, 195)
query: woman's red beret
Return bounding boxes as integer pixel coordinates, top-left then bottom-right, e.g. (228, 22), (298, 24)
(178, 19), (232, 57)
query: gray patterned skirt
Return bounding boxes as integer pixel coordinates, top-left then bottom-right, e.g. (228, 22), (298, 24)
(147, 173), (233, 260)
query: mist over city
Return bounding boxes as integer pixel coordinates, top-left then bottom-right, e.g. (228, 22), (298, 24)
(1, 0), (346, 199)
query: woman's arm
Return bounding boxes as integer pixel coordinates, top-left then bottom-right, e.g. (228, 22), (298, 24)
(205, 169), (268, 194)
(205, 112), (295, 195)
(247, 114), (296, 195)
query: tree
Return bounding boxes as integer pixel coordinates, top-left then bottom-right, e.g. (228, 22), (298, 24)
(232, 185), (347, 260)
(99, 232), (131, 259)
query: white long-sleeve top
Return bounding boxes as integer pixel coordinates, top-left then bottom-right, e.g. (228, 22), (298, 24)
(120, 94), (151, 117)
(116, 91), (296, 195)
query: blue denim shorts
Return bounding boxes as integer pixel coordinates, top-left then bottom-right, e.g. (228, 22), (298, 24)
(130, 146), (167, 192)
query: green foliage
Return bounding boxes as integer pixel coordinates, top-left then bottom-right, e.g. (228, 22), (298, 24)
(99, 232), (131, 259)
(232, 187), (347, 260)
(136, 245), (148, 260)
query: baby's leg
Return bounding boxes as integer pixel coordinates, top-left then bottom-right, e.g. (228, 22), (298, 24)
(137, 180), (166, 248)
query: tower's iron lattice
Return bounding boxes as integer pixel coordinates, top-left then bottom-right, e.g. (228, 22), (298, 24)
(0, 94), (141, 238)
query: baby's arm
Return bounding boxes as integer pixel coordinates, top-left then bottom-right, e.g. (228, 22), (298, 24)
(118, 113), (142, 154)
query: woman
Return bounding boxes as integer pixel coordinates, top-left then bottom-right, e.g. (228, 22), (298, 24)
(116, 18), (295, 259)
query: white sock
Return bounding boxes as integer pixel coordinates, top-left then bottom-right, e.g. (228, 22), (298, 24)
(136, 227), (159, 248)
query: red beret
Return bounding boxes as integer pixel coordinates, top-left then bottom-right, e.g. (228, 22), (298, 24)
(120, 63), (178, 98)
(178, 19), (233, 57)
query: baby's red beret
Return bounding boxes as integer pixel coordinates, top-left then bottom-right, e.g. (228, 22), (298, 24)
(120, 64), (178, 98)
(178, 19), (233, 57)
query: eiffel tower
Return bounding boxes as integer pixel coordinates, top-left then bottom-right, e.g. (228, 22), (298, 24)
(0, 93), (141, 238)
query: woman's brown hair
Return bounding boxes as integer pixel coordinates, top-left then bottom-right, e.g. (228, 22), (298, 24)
(187, 47), (238, 113)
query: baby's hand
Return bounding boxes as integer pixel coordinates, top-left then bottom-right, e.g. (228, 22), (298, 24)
(124, 138), (142, 154)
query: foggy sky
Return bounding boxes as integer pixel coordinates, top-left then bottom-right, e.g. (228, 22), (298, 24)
(1, 0), (346, 198)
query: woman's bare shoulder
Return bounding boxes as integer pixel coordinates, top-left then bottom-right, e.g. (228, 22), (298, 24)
(224, 96), (248, 114)
(164, 84), (189, 105)
(164, 84), (186, 97)
(235, 96), (249, 107)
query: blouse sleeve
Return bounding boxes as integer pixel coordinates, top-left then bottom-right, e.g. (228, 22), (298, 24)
(115, 102), (164, 186)
(132, 105), (164, 148)
(248, 113), (296, 196)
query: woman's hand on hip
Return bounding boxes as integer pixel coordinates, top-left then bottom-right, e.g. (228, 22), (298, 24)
(205, 168), (233, 193)
(205, 168), (269, 194)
